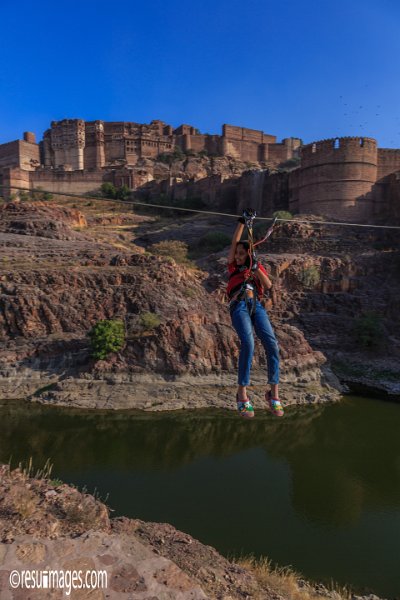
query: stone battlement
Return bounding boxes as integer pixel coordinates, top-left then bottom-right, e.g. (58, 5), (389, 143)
(1, 120), (400, 224)
(291, 135), (400, 221)
(301, 137), (377, 165)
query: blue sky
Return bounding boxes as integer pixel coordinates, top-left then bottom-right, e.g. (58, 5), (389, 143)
(1, 0), (400, 147)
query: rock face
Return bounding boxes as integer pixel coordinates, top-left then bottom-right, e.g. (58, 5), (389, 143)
(2, 199), (398, 409)
(128, 213), (400, 402)
(0, 201), (87, 239)
(0, 201), (342, 409)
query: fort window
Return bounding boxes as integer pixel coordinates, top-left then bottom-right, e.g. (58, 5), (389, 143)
(359, 138), (364, 147)
(334, 138), (340, 149)
(312, 143), (316, 153)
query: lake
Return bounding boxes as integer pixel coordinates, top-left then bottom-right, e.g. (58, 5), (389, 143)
(0, 396), (399, 598)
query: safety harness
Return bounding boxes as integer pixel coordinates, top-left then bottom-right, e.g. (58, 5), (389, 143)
(228, 212), (277, 317)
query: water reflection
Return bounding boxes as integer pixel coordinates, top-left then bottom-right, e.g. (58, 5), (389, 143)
(0, 397), (400, 597)
(1, 399), (399, 528)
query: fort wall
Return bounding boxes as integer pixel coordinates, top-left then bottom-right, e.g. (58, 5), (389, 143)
(377, 148), (400, 180)
(23, 132), (36, 144)
(267, 143), (291, 164)
(288, 168), (301, 214)
(297, 137), (378, 221)
(30, 169), (104, 195)
(84, 121), (105, 169)
(1, 167), (31, 199)
(222, 124), (276, 144)
(386, 172), (400, 222)
(0, 140), (39, 171)
(49, 119), (85, 170)
(0, 141), (20, 169)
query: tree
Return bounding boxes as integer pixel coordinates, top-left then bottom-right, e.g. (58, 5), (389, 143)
(115, 184), (130, 200)
(88, 319), (125, 360)
(101, 182), (117, 199)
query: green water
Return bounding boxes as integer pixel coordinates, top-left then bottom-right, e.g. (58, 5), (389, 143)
(0, 396), (400, 598)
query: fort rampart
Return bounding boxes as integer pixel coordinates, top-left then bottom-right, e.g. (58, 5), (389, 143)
(292, 137), (379, 221)
(1, 121), (400, 222)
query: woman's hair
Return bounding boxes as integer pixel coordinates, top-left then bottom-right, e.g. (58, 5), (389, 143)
(235, 241), (251, 267)
(236, 241), (250, 251)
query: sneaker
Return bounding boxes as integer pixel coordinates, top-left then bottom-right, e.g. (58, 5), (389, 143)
(236, 393), (255, 418)
(266, 390), (284, 417)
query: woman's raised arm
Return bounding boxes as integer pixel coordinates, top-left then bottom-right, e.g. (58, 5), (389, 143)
(228, 222), (244, 264)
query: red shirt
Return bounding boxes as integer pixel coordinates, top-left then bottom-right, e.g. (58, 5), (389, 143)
(226, 261), (268, 299)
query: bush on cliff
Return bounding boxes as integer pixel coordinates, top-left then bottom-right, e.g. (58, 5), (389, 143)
(101, 183), (131, 201)
(197, 231), (231, 253)
(273, 210), (293, 220)
(253, 212), (292, 240)
(88, 319), (125, 360)
(149, 239), (190, 264)
(298, 265), (320, 288)
(353, 312), (384, 349)
(32, 187), (53, 201)
(139, 312), (161, 331)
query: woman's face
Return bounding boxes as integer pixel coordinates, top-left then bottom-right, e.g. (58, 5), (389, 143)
(235, 244), (249, 266)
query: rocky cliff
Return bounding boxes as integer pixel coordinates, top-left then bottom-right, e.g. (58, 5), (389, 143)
(127, 211), (400, 401)
(0, 200), (343, 410)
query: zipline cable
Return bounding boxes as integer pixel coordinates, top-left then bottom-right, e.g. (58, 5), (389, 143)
(2, 184), (400, 230)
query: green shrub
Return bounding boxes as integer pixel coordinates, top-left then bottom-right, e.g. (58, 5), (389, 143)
(273, 210), (293, 220)
(101, 183), (130, 200)
(149, 240), (189, 264)
(50, 478), (64, 487)
(182, 287), (197, 298)
(353, 312), (384, 349)
(101, 182), (117, 199)
(28, 188), (54, 202)
(198, 231), (231, 252)
(115, 184), (130, 200)
(298, 265), (320, 288)
(88, 319), (125, 360)
(139, 312), (161, 330)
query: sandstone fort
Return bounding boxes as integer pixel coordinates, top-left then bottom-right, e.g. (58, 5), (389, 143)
(1, 118), (399, 222)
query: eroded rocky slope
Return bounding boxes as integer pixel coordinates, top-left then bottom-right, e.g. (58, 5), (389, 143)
(1, 198), (398, 409)
(0, 200), (335, 409)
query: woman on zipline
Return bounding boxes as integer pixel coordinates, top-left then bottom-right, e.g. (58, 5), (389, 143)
(227, 210), (283, 418)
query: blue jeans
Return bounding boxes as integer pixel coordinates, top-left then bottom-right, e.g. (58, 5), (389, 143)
(230, 298), (280, 386)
